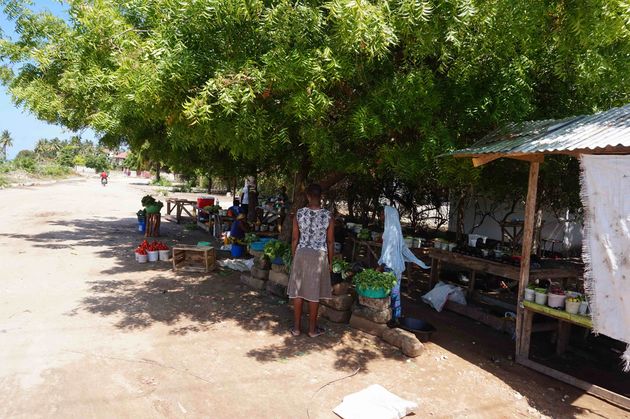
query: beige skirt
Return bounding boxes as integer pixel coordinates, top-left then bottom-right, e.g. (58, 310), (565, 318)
(288, 247), (332, 302)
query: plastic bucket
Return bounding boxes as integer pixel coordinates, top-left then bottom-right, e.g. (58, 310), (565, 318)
(231, 244), (245, 258)
(197, 196), (215, 208)
(524, 288), (536, 302)
(272, 256), (284, 265)
(547, 293), (566, 309)
(137, 253), (148, 263)
(138, 220), (146, 232)
(250, 241), (266, 252)
(147, 250), (159, 262)
(565, 300), (580, 314)
(356, 287), (390, 299)
(534, 291), (547, 305)
(158, 250), (171, 261)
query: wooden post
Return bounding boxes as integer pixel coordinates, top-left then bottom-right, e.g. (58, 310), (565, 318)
(515, 161), (540, 357)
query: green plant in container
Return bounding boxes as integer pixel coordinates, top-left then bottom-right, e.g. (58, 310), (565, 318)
(353, 269), (397, 298)
(264, 240), (292, 266)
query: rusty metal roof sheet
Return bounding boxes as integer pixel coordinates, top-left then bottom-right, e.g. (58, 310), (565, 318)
(450, 103), (630, 157)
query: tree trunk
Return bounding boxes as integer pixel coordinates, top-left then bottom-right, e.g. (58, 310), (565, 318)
(247, 174), (259, 223)
(155, 162), (161, 182)
(206, 175), (213, 194)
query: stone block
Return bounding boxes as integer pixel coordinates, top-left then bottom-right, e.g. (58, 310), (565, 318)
(251, 266), (269, 280)
(241, 274), (266, 290)
(332, 282), (350, 296)
(249, 249), (264, 259)
(319, 305), (351, 323)
(268, 270), (289, 286)
(271, 263), (288, 274)
(352, 305), (391, 324)
(349, 313), (388, 337)
(266, 278), (288, 299)
(358, 295), (391, 311)
(321, 294), (354, 311)
(401, 334), (424, 358)
(382, 328), (404, 348)
(253, 255), (270, 269)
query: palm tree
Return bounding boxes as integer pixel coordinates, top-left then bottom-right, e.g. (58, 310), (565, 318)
(0, 130), (13, 161)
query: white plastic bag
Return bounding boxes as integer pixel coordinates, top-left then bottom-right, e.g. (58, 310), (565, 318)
(333, 384), (418, 419)
(217, 258), (254, 272)
(421, 281), (467, 312)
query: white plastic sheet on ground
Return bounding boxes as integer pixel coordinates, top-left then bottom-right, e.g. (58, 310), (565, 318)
(217, 258), (254, 272)
(580, 155), (630, 370)
(333, 384), (417, 419)
(421, 281), (467, 312)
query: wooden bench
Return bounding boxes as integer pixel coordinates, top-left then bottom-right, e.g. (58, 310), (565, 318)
(172, 245), (216, 272)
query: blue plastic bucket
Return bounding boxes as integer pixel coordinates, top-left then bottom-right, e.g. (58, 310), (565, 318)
(272, 256), (284, 265)
(138, 220), (146, 233)
(231, 244), (245, 258)
(250, 241), (266, 252)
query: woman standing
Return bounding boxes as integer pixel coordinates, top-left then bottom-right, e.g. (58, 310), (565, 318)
(288, 184), (334, 337)
(378, 206), (430, 325)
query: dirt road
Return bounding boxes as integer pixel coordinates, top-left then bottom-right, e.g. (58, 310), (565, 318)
(0, 177), (627, 418)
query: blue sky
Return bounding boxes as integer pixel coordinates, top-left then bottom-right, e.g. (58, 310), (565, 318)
(1, 1), (96, 159)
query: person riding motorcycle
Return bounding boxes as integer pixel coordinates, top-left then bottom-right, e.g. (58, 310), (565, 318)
(100, 171), (108, 185)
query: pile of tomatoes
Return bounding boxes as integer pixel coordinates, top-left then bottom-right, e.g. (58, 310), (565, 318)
(135, 240), (169, 255)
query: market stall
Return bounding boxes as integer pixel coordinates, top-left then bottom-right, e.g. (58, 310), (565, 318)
(448, 103), (630, 408)
(165, 198), (197, 224)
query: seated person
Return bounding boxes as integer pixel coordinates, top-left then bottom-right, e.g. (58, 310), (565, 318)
(230, 213), (249, 240)
(226, 199), (241, 218)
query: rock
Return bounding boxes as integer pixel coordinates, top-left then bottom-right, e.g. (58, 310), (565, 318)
(358, 295), (391, 311)
(382, 328), (405, 348)
(349, 313), (388, 337)
(400, 333), (424, 357)
(249, 249), (264, 259)
(241, 274), (266, 290)
(251, 266), (269, 280)
(352, 305), (391, 324)
(271, 263), (288, 274)
(253, 255), (270, 269)
(266, 278), (288, 298)
(319, 305), (351, 323)
(268, 270), (289, 286)
(332, 282), (350, 296)
(321, 294), (354, 311)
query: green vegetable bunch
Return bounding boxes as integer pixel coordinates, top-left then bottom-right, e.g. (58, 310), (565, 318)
(332, 258), (351, 279)
(264, 240), (292, 266)
(244, 233), (259, 246)
(203, 204), (222, 214)
(353, 269), (397, 293)
(358, 228), (371, 241)
(141, 195), (157, 207)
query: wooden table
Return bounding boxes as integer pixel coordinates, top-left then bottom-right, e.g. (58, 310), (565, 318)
(428, 248), (580, 292)
(166, 198), (197, 224)
(172, 245), (216, 272)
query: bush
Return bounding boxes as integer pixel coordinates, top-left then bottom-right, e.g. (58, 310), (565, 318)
(14, 156), (36, 172)
(151, 177), (172, 187)
(0, 174), (8, 187)
(40, 164), (72, 177)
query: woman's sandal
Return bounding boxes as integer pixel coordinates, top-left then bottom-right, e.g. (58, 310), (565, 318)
(308, 326), (325, 338)
(290, 327), (301, 337)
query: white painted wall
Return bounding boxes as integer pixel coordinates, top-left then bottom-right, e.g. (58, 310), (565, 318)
(448, 196), (583, 253)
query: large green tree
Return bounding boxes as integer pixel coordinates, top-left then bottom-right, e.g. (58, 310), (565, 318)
(2, 0), (629, 228)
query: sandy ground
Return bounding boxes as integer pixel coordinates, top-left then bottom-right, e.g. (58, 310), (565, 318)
(0, 175), (628, 419)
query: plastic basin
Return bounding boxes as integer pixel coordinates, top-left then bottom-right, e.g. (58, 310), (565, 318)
(400, 317), (437, 343)
(356, 287), (389, 299)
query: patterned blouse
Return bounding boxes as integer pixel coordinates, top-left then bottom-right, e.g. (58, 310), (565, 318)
(296, 207), (331, 252)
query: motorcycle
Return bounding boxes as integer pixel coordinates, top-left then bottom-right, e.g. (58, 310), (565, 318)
(101, 177), (108, 186)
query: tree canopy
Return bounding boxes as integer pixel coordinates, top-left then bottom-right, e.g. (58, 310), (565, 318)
(1, 0), (629, 221)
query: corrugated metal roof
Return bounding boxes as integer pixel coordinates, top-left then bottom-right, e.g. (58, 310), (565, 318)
(450, 103), (630, 157)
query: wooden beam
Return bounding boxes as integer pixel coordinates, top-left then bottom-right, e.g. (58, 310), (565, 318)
(515, 161), (540, 356)
(472, 154), (501, 167)
(509, 154), (544, 163)
(516, 357), (630, 410)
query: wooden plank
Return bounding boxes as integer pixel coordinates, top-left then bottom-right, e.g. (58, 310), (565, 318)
(471, 291), (516, 313)
(520, 308), (534, 357)
(516, 161), (539, 356)
(523, 301), (592, 328)
(429, 257), (439, 289)
(472, 154), (501, 167)
(516, 357), (630, 410)
(509, 154), (545, 164)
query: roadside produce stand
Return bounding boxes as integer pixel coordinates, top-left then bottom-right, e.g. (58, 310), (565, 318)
(448, 104), (630, 408)
(166, 198), (197, 224)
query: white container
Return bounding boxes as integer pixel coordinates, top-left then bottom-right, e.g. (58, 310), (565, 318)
(137, 253), (148, 263)
(147, 250), (159, 262)
(413, 238), (423, 248)
(447, 243), (457, 252)
(547, 293), (566, 309)
(158, 250), (171, 261)
(565, 300), (580, 314)
(535, 291), (547, 305)
(404, 237), (414, 248)
(468, 234), (487, 247)
(440, 242), (449, 250)
(433, 240), (441, 249)
(524, 288), (536, 302)
(579, 301), (589, 315)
